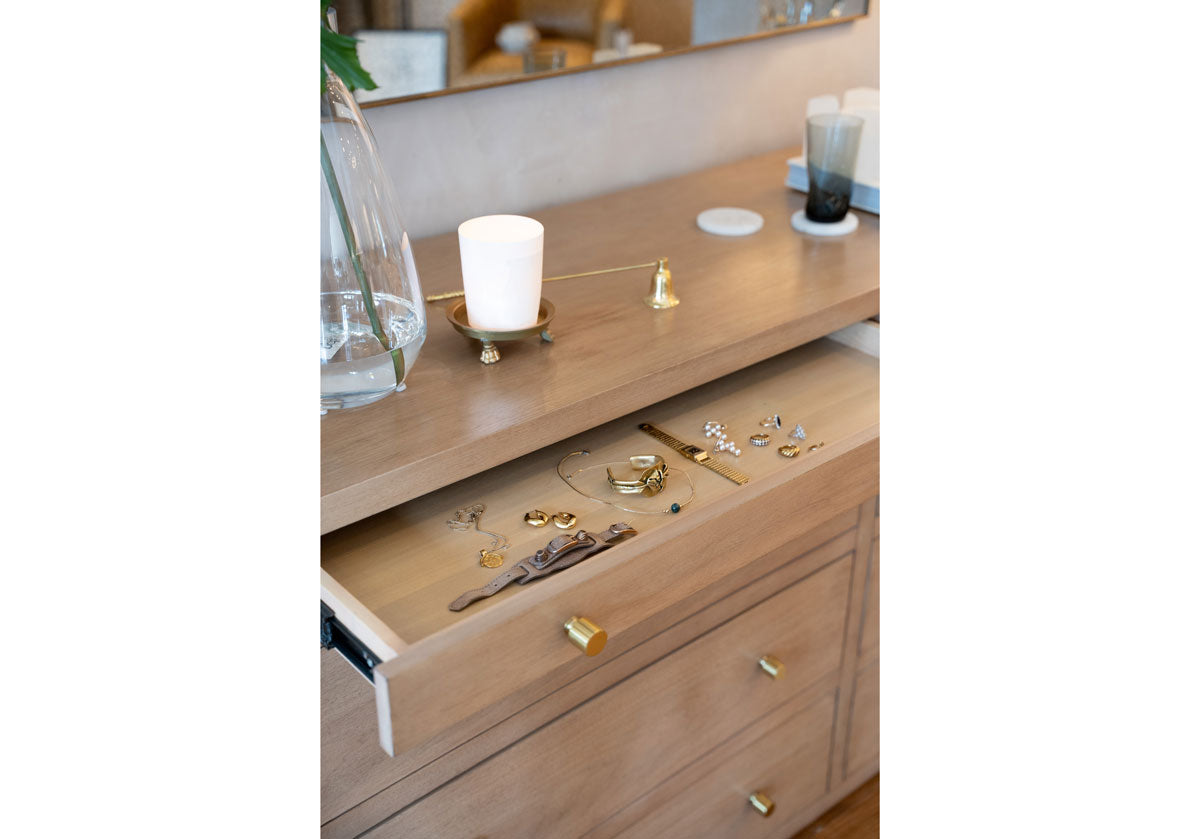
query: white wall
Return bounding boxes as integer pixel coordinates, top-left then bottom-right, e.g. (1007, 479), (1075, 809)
(364, 5), (878, 239)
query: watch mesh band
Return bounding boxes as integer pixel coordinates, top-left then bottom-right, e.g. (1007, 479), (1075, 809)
(637, 423), (690, 451)
(698, 458), (752, 486)
(637, 423), (751, 486)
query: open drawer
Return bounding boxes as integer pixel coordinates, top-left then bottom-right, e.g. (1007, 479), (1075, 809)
(321, 332), (878, 760)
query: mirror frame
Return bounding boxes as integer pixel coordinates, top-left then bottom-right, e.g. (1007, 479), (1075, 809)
(359, 10), (868, 109)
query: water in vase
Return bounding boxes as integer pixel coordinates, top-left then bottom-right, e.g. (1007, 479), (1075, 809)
(320, 291), (426, 412)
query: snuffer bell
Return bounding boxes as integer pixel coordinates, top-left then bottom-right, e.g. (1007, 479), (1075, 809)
(644, 257), (679, 309)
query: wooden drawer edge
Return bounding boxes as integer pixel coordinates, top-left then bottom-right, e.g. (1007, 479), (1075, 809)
(320, 569), (406, 662)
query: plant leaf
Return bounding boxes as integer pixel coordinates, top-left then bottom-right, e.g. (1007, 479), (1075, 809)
(321, 25), (377, 92)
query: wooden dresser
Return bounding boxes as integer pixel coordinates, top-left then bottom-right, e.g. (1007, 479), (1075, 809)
(321, 147), (880, 838)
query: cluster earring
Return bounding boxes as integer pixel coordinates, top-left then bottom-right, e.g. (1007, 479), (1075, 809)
(789, 424), (807, 441)
(703, 421), (742, 456)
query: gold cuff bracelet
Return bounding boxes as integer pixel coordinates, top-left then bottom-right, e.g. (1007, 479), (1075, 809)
(606, 455), (669, 496)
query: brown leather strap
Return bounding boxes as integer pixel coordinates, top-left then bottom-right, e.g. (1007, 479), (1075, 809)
(447, 565), (530, 612)
(447, 523), (635, 612)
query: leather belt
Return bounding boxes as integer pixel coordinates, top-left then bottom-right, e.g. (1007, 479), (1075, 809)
(448, 523), (636, 612)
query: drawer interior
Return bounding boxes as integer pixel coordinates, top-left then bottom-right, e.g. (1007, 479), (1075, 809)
(322, 337), (879, 654)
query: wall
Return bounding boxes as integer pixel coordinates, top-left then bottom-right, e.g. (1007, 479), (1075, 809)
(365, 5), (878, 239)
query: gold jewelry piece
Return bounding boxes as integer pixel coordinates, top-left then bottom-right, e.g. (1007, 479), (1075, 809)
(808, 441), (825, 452)
(552, 511), (578, 529)
(557, 450), (696, 515)
(606, 455), (669, 496)
(524, 510), (550, 527)
(750, 433), (771, 447)
(778, 444), (801, 458)
(638, 424), (751, 485)
(479, 550), (504, 568)
(447, 504), (510, 567)
(759, 414), (782, 428)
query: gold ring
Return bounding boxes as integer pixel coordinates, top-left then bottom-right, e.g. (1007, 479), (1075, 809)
(524, 510), (550, 527)
(552, 511), (578, 529)
(606, 455), (669, 496)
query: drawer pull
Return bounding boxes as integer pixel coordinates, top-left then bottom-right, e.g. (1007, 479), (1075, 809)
(564, 616), (607, 656)
(748, 791), (775, 817)
(758, 654), (786, 680)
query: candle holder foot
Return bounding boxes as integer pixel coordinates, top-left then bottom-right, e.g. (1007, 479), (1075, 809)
(446, 298), (557, 365)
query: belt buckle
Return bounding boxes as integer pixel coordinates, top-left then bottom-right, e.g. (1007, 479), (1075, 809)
(530, 531), (597, 570)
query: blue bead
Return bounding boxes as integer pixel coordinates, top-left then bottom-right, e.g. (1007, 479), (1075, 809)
(670, 503), (680, 513)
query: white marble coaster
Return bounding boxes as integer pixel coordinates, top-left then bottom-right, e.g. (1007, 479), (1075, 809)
(697, 207), (764, 237)
(790, 210), (859, 237)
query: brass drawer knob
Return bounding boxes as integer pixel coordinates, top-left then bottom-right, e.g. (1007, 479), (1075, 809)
(758, 654), (786, 680)
(749, 791), (775, 817)
(564, 616), (607, 656)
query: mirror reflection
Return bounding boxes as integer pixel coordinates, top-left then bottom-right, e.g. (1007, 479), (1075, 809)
(331, 0), (868, 104)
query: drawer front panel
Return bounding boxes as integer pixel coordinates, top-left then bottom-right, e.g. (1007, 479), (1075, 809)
(616, 693), (835, 839)
(371, 436), (878, 757)
(364, 554), (853, 838)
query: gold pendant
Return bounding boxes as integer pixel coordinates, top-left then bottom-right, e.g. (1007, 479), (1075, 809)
(479, 550), (504, 568)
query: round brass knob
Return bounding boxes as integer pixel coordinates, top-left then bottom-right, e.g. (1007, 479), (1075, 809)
(564, 616), (607, 656)
(749, 791), (774, 817)
(758, 654), (786, 680)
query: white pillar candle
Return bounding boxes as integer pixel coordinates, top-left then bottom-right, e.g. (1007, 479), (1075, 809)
(843, 105), (880, 187)
(458, 215), (544, 331)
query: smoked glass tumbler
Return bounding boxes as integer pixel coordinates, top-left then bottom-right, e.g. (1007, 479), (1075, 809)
(320, 68), (426, 413)
(804, 113), (864, 223)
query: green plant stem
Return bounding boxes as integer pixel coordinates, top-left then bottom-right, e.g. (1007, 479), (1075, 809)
(320, 131), (404, 388)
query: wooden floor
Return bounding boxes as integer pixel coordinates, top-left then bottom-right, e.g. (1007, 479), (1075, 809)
(791, 775), (879, 839)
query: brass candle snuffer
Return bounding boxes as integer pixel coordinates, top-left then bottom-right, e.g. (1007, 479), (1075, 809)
(426, 258), (678, 365)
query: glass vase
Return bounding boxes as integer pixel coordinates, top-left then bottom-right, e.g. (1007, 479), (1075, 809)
(320, 68), (426, 412)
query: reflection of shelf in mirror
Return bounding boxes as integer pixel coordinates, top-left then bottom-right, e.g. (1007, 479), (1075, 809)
(593, 44), (663, 63)
(355, 1), (869, 108)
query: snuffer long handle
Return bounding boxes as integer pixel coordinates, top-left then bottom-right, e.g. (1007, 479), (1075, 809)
(424, 260), (663, 303)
